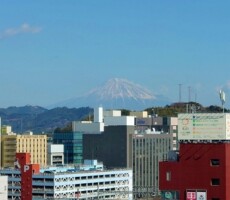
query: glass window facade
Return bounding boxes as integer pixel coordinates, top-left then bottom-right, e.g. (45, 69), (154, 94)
(53, 132), (83, 164)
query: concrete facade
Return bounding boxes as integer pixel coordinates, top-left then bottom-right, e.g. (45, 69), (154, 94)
(47, 144), (64, 166)
(160, 142), (230, 200)
(133, 133), (173, 196)
(0, 176), (8, 200)
(1, 134), (47, 168)
(0, 153), (133, 200)
(83, 125), (134, 169)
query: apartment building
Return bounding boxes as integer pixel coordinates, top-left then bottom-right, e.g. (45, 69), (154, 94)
(1, 133), (47, 168)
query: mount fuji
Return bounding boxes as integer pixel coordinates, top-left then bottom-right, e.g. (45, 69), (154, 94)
(50, 78), (171, 110)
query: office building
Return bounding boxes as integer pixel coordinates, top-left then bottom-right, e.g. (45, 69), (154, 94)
(133, 131), (173, 196)
(135, 115), (178, 150)
(53, 132), (83, 164)
(83, 125), (134, 169)
(76, 107), (174, 197)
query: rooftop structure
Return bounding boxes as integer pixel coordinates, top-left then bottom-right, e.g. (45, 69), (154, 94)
(178, 113), (230, 140)
(135, 115), (178, 150)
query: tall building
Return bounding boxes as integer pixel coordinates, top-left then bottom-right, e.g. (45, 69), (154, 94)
(53, 132), (83, 164)
(132, 132), (173, 196)
(1, 134), (47, 168)
(83, 125), (134, 168)
(135, 115), (178, 150)
(73, 107), (135, 168)
(76, 107), (174, 196)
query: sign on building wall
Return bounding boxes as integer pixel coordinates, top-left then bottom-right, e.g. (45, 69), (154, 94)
(196, 191), (206, 200)
(186, 191), (196, 200)
(178, 113), (230, 140)
(186, 190), (207, 200)
(161, 191), (179, 199)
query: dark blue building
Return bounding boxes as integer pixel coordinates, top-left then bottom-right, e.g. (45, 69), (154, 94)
(53, 132), (83, 164)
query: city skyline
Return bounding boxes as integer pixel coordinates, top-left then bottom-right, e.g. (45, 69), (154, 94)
(1, 1), (230, 108)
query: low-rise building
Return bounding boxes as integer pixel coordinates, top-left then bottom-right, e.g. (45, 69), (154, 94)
(0, 153), (133, 200)
(0, 176), (8, 200)
(159, 113), (230, 200)
(47, 144), (64, 166)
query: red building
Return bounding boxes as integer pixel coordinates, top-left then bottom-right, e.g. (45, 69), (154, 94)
(159, 142), (230, 200)
(15, 153), (40, 200)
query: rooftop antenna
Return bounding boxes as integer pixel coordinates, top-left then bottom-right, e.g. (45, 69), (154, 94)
(219, 90), (226, 113)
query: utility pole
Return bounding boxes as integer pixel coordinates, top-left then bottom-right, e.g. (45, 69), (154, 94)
(188, 86), (191, 102)
(179, 83), (182, 102)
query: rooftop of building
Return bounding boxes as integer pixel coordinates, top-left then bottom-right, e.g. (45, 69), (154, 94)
(0, 159), (132, 175)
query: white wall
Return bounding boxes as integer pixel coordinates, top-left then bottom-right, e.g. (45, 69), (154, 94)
(94, 107), (103, 123)
(0, 176), (8, 200)
(48, 144), (64, 153)
(104, 116), (135, 126)
(73, 122), (104, 133)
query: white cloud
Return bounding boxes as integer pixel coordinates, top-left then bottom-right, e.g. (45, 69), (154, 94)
(0, 23), (42, 39)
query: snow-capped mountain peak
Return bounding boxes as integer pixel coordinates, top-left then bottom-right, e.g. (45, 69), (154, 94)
(49, 78), (170, 110)
(86, 78), (156, 101)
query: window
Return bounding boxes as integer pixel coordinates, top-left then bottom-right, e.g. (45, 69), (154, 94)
(211, 159), (220, 166)
(211, 178), (220, 186)
(166, 171), (171, 181)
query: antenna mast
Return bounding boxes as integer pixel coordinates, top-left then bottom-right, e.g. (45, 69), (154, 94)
(219, 90), (226, 113)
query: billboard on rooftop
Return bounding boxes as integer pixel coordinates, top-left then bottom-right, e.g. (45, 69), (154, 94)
(178, 113), (230, 140)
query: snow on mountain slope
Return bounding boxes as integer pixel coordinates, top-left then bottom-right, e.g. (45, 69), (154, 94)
(50, 78), (170, 110)
(85, 78), (156, 100)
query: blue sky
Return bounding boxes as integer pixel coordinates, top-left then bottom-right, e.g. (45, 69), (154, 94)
(1, 1), (230, 109)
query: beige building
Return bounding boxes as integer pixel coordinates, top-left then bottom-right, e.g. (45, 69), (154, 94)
(130, 111), (148, 118)
(1, 134), (47, 168)
(1, 125), (12, 135)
